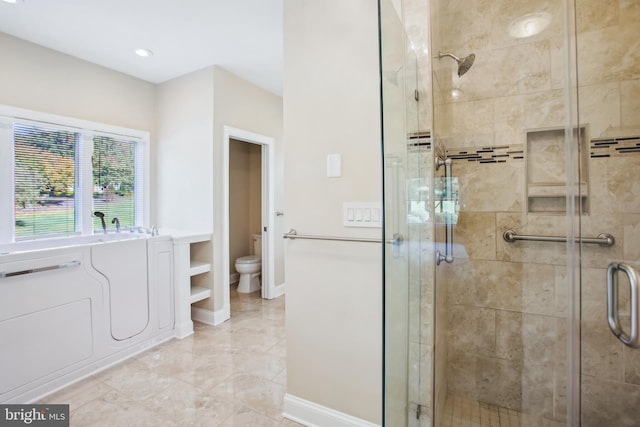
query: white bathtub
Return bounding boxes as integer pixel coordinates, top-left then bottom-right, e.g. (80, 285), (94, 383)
(0, 233), (174, 403)
(0, 231), (150, 254)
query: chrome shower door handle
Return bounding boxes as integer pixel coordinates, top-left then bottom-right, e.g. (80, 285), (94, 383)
(607, 262), (640, 348)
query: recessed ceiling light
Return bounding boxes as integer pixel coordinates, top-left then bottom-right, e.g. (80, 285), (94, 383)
(134, 48), (153, 58)
(509, 12), (551, 38)
(2, 0), (23, 4)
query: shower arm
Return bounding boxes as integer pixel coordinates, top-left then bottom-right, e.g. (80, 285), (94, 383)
(438, 52), (460, 62)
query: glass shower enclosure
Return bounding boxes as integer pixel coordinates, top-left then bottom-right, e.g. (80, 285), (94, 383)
(381, 0), (640, 425)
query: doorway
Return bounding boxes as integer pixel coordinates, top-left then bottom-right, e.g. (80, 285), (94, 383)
(223, 126), (277, 313)
(229, 138), (262, 292)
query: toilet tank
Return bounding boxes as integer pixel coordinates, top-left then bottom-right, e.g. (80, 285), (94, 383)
(253, 234), (262, 256)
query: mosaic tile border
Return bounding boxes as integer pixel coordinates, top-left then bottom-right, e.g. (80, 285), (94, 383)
(590, 136), (640, 158)
(408, 132), (432, 150)
(405, 134), (640, 164)
(447, 145), (524, 163)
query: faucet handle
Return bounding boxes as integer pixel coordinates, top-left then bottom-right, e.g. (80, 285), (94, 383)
(94, 211), (107, 234)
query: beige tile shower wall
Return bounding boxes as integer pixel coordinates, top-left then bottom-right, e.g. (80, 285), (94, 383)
(566, 153), (640, 427)
(576, 0), (640, 139)
(430, 0), (571, 151)
(427, 0), (640, 423)
(429, 0), (571, 418)
(438, 163), (570, 421)
(575, 1), (640, 425)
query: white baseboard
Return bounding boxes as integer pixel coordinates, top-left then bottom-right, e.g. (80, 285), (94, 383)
(230, 272), (239, 284)
(283, 394), (381, 427)
(174, 320), (194, 339)
(271, 282), (285, 299)
(191, 305), (230, 326)
(214, 304), (230, 325)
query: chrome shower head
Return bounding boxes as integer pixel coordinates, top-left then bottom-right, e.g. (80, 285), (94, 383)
(438, 51), (476, 77)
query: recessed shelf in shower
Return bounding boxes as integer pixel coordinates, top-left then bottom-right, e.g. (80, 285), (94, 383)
(525, 126), (588, 214)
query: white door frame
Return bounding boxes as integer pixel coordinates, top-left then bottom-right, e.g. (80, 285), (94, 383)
(223, 126), (276, 310)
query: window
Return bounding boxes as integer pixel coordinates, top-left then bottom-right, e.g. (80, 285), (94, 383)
(92, 136), (137, 233)
(0, 107), (148, 242)
(14, 124), (78, 239)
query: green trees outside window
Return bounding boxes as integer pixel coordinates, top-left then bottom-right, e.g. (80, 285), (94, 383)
(14, 125), (76, 238)
(13, 124), (138, 239)
(92, 136), (136, 232)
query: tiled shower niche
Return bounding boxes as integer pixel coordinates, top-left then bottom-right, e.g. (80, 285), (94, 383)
(526, 127), (588, 214)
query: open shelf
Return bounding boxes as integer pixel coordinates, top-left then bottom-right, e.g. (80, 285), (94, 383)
(189, 286), (211, 304)
(171, 231), (214, 338)
(190, 261), (211, 276)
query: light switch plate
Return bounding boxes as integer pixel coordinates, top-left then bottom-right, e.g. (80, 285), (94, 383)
(326, 154), (342, 177)
(344, 202), (382, 228)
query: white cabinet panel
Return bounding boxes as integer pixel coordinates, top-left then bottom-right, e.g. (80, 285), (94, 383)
(91, 239), (149, 340)
(0, 299), (92, 395)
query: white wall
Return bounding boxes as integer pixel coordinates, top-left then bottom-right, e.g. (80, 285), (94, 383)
(0, 32), (155, 132)
(156, 65), (283, 313)
(283, 0), (383, 424)
(155, 68), (215, 231)
(212, 66), (284, 310)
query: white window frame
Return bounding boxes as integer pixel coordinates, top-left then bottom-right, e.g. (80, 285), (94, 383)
(0, 105), (150, 243)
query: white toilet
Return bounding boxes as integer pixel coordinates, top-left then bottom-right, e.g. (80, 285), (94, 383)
(235, 234), (262, 293)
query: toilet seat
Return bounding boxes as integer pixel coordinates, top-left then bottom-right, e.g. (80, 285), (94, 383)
(236, 255), (261, 264)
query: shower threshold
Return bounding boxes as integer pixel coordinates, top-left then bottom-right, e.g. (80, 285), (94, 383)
(436, 395), (566, 427)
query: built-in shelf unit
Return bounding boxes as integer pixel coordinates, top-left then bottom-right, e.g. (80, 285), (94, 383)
(171, 231), (213, 338)
(188, 240), (213, 304)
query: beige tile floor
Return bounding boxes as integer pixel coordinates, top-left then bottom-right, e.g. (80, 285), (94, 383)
(436, 395), (566, 427)
(40, 288), (302, 426)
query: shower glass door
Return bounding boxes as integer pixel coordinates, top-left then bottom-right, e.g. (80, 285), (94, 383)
(379, 0), (412, 424)
(429, 0), (576, 423)
(575, 0), (640, 424)
(381, 0), (640, 425)
(380, 0), (436, 422)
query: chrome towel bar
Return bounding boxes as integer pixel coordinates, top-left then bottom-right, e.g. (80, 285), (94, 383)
(283, 229), (402, 245)
(0, 260), (81, 278)
(503, 229), (615, 247)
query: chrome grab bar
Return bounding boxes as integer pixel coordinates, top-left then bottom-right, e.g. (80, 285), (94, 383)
(436, 157), (454, 265)
(283, 229), (402, 245)
(503, 229), (615, 247)
(607, 262), (640, 348)
(0, 260), (81, 278)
